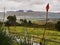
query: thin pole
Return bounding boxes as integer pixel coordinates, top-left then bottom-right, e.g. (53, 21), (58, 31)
(42, 11), (48, 45)
(1, 7), (5, 30)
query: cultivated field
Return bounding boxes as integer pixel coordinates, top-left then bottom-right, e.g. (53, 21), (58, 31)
(5, 26), (60, 45)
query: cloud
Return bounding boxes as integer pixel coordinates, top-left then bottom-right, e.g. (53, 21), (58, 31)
(0, 0), (60, 12)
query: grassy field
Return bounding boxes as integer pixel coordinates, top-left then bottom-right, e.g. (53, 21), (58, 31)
(5, 26), (60, 45)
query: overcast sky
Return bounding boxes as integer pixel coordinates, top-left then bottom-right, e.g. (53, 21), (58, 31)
(0, 0), (60, 12)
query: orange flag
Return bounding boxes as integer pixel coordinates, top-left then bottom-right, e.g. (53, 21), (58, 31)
(46, 3), (49, 12)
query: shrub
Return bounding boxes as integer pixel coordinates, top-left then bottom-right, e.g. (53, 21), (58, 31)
(55, 21), (60, 31)
(0, 30), (13, 45)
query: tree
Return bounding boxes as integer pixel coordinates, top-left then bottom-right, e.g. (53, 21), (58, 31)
(20, 19), (27, 25)
(7, 15), (16, 26)
(6, 15), (16, 31)
(20, 19), (24, 24)
(28, 20), (32, 24)
(23, 19), (27, 24)
(55, 21), (60, 31)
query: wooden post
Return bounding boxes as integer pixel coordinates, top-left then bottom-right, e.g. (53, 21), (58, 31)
(1, 7), (5, 31)
(43, 11), (48, 45)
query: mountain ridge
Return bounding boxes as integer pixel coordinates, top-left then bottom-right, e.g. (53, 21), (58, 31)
(0, 10), (60, 21)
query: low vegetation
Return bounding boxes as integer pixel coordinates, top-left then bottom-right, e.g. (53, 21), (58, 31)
(4, 26), (60, 45)
(0, 29), (13, 45)
(0, 15), (60, 45)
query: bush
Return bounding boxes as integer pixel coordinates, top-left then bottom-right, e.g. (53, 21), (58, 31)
(0, 30), (13, 45)
(55, 21), (60, 31)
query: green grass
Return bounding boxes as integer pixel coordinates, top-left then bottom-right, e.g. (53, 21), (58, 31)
(5, 26), (60, 45)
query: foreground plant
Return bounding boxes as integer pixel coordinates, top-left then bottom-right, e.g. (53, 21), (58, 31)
(0, 30), (13, 45)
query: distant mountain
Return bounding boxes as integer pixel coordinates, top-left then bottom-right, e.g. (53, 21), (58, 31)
(17, 10), (24, 12)
(27, 10), (34, 12)
(0, 10), (60, 21)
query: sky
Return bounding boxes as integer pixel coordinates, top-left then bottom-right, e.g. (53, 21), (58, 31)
(0, 0), (60, 12)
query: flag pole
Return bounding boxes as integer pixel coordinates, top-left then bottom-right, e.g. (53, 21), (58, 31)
(42, 3), (49, 45)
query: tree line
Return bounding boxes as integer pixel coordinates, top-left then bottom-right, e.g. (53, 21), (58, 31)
(0, 15), (60, 31)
